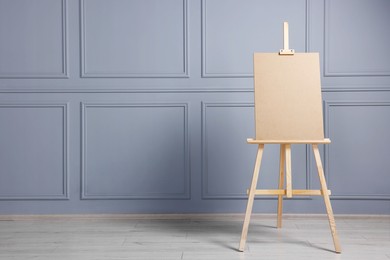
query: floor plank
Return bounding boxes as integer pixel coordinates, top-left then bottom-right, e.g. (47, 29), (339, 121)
(0, 214), (389, 260)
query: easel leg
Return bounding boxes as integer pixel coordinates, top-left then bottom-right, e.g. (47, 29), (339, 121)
(239, 144), (265, 252)
(277, 144), (285, 228)
(312, 144), (342, 253)
(285, 144), (292, 198)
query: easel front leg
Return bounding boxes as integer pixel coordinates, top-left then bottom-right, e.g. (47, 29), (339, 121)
(277, 144), (285, 228)
(312, 144), (341, 253)
(239, 144), (265, 252)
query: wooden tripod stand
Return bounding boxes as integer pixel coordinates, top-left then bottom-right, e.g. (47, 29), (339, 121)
(238, 139), (341, 253)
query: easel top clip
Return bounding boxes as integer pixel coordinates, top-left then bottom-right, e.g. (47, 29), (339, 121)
(279, 22), (295, 55)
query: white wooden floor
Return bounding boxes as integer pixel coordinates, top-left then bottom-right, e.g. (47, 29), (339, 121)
(0, 214), (389, 260)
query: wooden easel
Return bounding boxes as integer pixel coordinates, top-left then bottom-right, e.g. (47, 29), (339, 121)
(238, 22), (341, 253)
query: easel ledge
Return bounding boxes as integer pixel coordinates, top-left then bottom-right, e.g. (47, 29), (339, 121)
(247, 138), (331, 144)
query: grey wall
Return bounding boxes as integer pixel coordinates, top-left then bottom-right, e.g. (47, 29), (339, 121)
(0, 0), (389, 214)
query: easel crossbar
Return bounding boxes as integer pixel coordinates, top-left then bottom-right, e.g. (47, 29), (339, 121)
(246, 189), (331, 196)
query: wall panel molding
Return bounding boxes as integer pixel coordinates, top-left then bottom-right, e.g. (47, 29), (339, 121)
(0, 0), (68, 78)
(80, 0), (188, 78)
(201, 102), (253, 199)
(324, 100), (390, 200)
(0, 87), (255, 94)
(0, 103), (69, 200)
(81, 102), (190, 199)
(322, 85), (390, 92)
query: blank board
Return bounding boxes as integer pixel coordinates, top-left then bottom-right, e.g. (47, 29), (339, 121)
(253, 53), (324, 140)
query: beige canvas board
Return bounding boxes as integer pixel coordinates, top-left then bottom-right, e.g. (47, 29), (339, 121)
(253, 53), (324, 140)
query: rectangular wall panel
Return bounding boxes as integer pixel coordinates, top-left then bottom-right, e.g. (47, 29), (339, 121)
(325, 101), (390, 199)
(81, 103), (189, 199)
(0, 0), (67, 78)
(0, 104), (68, 199)
(325, 0), (390, 76)
(202, 0), (307, 78)
(201, 103), (256, 198)
(201, 103), (311, 199)
(81, 0), (188, 78)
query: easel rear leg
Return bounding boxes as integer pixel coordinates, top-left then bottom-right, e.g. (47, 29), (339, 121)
(277, 144), (285, 228)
